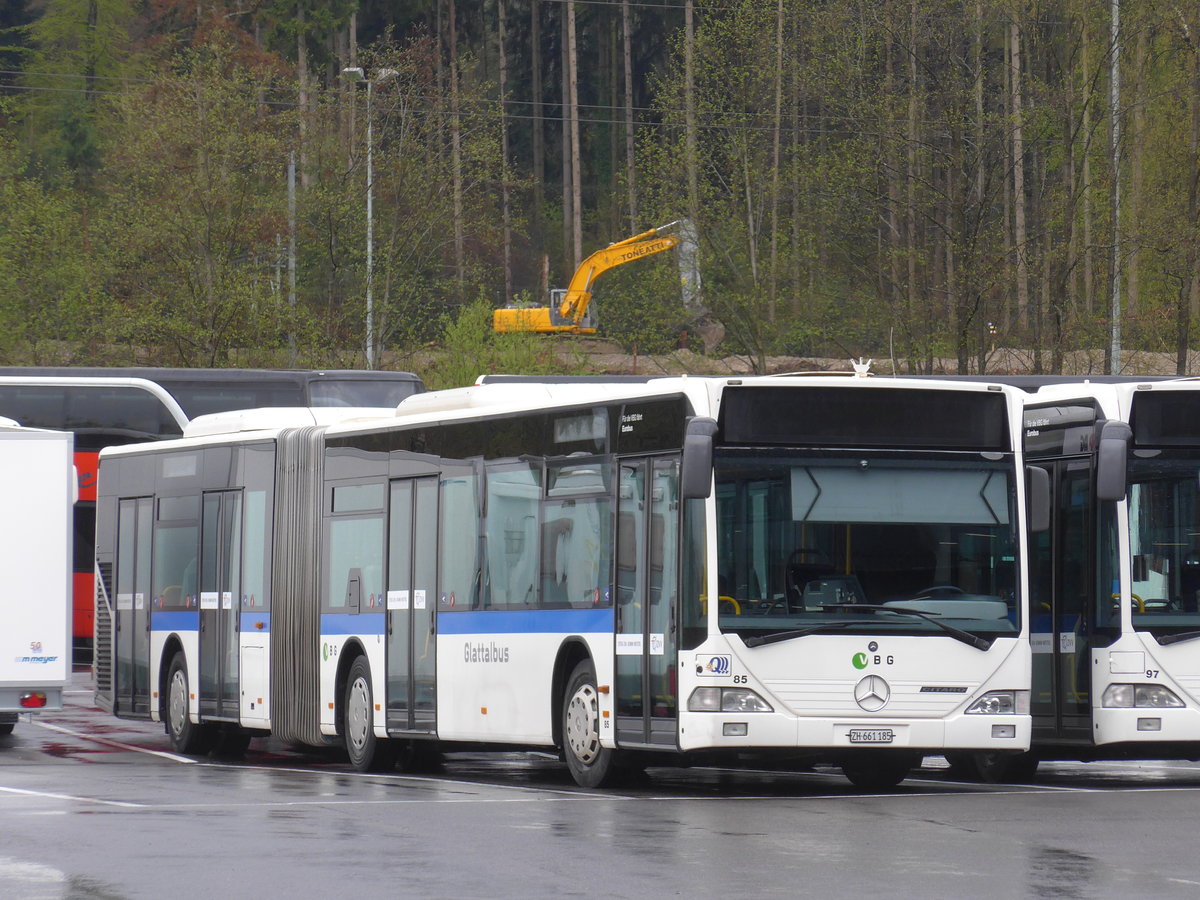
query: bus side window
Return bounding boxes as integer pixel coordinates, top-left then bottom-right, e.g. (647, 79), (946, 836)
(541, 517), (572, 608)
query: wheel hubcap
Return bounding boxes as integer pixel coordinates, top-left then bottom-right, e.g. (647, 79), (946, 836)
(347, 677), (370, 752)
(169, 670), (187, 737)
(566, 683), (600, 765)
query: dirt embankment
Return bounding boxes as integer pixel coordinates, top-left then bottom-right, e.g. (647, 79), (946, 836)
(532, 341), (1200, 378)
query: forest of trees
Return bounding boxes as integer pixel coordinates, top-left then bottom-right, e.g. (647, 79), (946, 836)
(0, 0), (1198, 380)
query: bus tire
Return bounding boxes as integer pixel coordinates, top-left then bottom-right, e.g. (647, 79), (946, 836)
(841, 752), (918, 791)
(211, 729), (252, 760)
(974, 750), (1039, 784)
(396, 740), (443, 774)
(166, 652), (215, 756)
(943, 751), (977, 779)
(562, 659), (616, 788)
(344, 656), (394, 773)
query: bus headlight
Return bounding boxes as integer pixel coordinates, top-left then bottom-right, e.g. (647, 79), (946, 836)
(687, 687), (773, 713)
(966, 691), (1018, 715)
(1102, 684), (1185, 708)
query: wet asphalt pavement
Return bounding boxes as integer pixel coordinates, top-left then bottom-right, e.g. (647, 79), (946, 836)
(3, 670), (1200, 898)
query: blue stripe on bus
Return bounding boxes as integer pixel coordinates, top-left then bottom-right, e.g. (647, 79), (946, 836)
(150, 610), (199, 631)
(321, 613), (386, 636)
(437, 607), (613, 635)
(241, 611), (271, 634)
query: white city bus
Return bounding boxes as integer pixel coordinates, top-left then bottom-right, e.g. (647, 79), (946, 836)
(949, 378), (1200, 781)
(94, 375), (1038, 788)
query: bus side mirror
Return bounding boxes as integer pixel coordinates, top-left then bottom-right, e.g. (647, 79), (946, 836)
(1096, 421), (1131, 502)
(1026, 465), (1050, 533)
(681, 417), (717, 500)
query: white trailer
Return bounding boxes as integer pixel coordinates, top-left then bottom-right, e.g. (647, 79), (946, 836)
(0, 423), (73, 735)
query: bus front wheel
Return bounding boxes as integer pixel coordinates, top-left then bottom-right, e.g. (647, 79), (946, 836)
(344, 656), (395, 773)
(841, 752), (919, 791)
(166, 652), (215, 755)
(562, 659), (616, 788)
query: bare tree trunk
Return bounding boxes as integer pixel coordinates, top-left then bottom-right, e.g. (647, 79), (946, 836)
(561, 7), (573, 273)
(792, 50), (802, 316)
(499, 0), (512, 305)
(567, 0), (582, 267)
(1180, 22), (1200, 374)
(450, 0), (465, 290)
(907, 0), (919, 371)
(685, 0), (699, 224)
(767, 0), (784, 324)
(297, 5), (309, 189)
(1066, 16), (1078, 321)
(622, 0), (638, 231)
(1082, 27), (1095, 314)
(1108, 0), (1122, 373)
(1011, 17), (1030, 332)
(343, 13), (357, 146)
(974, 0), (987, 374)
(1128, 22), (1146, 317)
(531, 0), (544, 262)
(744, 151), (759, 286)
(607, 21), (619, 234)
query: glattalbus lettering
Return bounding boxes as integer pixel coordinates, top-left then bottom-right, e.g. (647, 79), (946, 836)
(463, 641), (511, 663)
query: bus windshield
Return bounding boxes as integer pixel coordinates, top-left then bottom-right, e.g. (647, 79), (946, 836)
(1127, 453), (1200, 635)
(714, 451), (1020, 642)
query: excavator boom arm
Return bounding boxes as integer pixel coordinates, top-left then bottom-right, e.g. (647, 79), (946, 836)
(492, 220), (683, 335)
(557, 232), (680, 323)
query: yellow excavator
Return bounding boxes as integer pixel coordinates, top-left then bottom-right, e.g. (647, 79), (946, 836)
(493, 221), (682, 335)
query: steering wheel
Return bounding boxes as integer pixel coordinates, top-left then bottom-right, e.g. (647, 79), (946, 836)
(785, 548), (835, 606)
(787, 548), (833, 569)
(1112, 591), (1145, 613)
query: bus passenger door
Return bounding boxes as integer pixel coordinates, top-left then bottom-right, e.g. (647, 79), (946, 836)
(1030, 462), (1094, 741)
(115, 497), (152, 716)
(387, 477), (438, 733)
(199, 491), (241, 720)
(615, 457), (681, 749)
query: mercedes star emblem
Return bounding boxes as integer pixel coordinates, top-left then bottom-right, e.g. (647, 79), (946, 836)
(854, 674), (891, 711)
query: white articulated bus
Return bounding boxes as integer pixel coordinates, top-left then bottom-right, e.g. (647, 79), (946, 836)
(0, 422), (74, 736)
(949, 378), (1200, 781)
(94, 375), (1037, 788)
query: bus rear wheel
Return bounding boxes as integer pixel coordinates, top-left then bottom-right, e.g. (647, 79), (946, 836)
(562, 659), (616, 788)
(166, 652), (215, 755)
(344, 656), (395, 773)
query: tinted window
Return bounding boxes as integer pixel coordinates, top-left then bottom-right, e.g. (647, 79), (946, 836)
(0, 384), (183, 444)
(159, 381), (304, 417)
(720, 386), (1010, 451)
(309, 378), (422, 408)
(1131, 392), (1200, 448)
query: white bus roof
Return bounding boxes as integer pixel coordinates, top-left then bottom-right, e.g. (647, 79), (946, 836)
(183, 407), (401, 438)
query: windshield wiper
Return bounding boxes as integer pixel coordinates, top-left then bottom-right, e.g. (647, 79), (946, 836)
(1156, 630), (1200, 646)
(743, 620), (867, 648)
(745, 603), (992, 651)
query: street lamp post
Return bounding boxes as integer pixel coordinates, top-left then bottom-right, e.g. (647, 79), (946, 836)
(342, 66), (397, 369)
